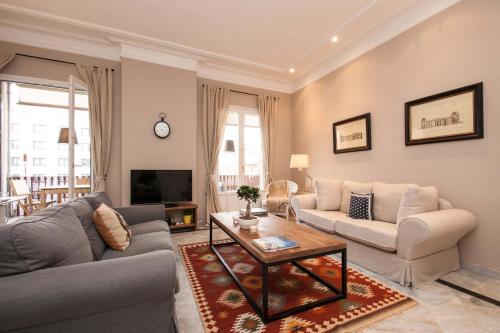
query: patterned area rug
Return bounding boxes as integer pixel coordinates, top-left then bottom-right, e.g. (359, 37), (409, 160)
(179, 241), (417, 333)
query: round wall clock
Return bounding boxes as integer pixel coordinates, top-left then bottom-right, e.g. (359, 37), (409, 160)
(154, 113), (171, 139)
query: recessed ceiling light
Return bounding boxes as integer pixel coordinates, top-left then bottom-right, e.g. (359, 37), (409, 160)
(289, 68), (295, 73)
(331, 35), (339, 43)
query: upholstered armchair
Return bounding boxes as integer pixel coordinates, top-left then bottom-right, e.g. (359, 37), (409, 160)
(262, 180), (298, 218)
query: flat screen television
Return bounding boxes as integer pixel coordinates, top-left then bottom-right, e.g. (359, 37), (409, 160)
(131, 170), (192, 205)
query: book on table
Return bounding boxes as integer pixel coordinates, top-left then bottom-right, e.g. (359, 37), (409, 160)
(239, 207), (268, 216)
(252, 236), (299, 252)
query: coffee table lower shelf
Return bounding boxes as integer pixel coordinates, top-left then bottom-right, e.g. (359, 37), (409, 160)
(209, 222), (347, 323)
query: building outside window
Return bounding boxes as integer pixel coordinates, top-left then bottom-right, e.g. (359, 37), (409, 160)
(33, 141), (46, 150)
(11, 157), (20, 166)
(11, 140), (20, 149)
(81, 158), (91, 166)
(81, 128), (90, 136)
(58, 158), (68, 167)
(217, 106), (263, 191)
(33, 124), (46, 134)
(81, 143), (90, 151)
(33, 158), (46, 166)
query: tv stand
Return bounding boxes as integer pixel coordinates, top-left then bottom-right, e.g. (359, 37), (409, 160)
(164, 201), (197, 233)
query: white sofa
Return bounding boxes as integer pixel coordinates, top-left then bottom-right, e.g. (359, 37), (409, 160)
(290, 180), (477, 286)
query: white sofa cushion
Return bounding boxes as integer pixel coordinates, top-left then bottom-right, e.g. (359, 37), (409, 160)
(314, 179), (342, 211)
(335, 218), (398, 252)
(299, 209), (347, 233)
(372, 182), (411, 223)
(396, 185), (439, 223)
(340, 180), (372, 213)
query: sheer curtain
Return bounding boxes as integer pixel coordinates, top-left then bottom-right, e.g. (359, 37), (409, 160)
(202, 84), (229, 221)
(0, 53), (15, 71)
(77, 65), (113, 192)
(258, 96), (278, 188)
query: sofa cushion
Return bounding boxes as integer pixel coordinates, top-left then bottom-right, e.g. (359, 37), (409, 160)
(83, 192), (113, 210)
(129, 220), (170, 235)
(372, 182), (410, 223)
(64, 198), (106, 260)
(299, 209), (347, 233)
(396, 185), (439, 223)
(314, 179), (342, 211)
(334, 218), (397, 252)
(348, 193), (373, 220)
(101, 231), (175, 260)
(0, 206), (93, 277)
(340, 181), (372, 213)
(93, 203), (132, 251)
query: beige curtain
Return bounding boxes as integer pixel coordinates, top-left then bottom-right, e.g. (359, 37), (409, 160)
(0, 53), (15, 71)
(258, 96), (277, 187)
(77, 65), (113, 192)
(202, 85), (229, 221)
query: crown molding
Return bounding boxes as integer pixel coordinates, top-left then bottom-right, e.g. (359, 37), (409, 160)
(292, 0), (462, 92)
(120, 43), (199, 72)
(0, 21), (120, 61)
(198, 63), (293, 94)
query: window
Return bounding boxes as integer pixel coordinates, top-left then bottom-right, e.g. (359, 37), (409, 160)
(11, 157), (20, 166)
(81, 159), (91, 166)
(81, 128), (90, 136)
(33, 158), (46, 166)
(33, 124), (46, 134)
(217, 107), (263, 191)
(81, 143), (90, 151)
(58, 158), (68, 167)
(58, 144), (68, 152)
(11, 140), (20, 149)
(33, 141), (46, 150)
(10, 123), (19, 134)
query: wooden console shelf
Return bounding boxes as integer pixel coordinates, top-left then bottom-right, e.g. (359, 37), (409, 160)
(165, 201), (197, 234)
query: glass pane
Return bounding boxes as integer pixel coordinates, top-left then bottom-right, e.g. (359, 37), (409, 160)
(244, 126), (262, 190)
(227, 111), (239, 125)
(7, 83), (91, 181)
(244, 112), (260, 127)
(218, 124), (239, 191)
(18, 84), (88, 109)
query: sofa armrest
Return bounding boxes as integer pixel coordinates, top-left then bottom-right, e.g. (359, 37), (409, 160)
(397, 209), (477, 260)
(0, 250), (176, 332)
(115, 204), (165, 225)
(290, 194), (316, 220)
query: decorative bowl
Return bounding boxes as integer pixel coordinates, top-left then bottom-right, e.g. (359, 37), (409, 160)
(235, 216), (259, 229)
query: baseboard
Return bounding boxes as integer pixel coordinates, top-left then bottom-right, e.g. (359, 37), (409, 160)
(461, 261), (500, 280)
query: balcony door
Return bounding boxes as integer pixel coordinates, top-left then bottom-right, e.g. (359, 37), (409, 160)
(0, 80), (90, 206)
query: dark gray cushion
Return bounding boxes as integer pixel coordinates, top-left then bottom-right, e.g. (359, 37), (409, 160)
(129, 220), (170, 235)
(0, 206), (93, 277)
(101, 231), (175, 260)
(63, 198), (106, 260)
(83, 192), (113, 210)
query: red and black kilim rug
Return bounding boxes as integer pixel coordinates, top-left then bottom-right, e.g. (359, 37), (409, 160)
(179, 241), (417, 333)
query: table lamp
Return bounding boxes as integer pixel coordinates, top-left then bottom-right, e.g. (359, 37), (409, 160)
(290, 154), (312, 187)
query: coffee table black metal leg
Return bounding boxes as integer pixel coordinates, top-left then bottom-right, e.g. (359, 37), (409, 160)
(262, 264), (269, 322)
(209, 216), (213, 246)
(341, 248), (347, 298)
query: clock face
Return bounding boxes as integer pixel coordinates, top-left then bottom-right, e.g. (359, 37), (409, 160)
(154, 121), (170, 138)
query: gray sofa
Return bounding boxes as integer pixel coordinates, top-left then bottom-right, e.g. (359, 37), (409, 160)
(0, 192), (178, 333)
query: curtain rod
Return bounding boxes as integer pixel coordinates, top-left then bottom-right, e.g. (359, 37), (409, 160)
(16, 53), (115, 71)
(201, 84), (278, 100)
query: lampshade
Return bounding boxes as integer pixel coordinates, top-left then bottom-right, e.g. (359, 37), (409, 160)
(290, 154), (309, 169)
(223, 139), (235, 152)
(58, 128), (78, 144)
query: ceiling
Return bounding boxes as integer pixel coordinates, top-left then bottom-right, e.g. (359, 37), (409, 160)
(0, 0), (460, 92)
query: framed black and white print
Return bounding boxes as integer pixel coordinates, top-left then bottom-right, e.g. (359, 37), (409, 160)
(405, 83), (483, 146)
(332, 113), (371, 154)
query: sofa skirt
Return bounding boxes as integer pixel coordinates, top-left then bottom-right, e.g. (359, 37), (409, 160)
(331, 235), (460, 286)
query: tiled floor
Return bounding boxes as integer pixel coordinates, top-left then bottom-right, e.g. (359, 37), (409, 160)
(172, 228), (500, 333)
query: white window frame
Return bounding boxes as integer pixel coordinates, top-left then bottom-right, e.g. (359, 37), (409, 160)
(217, 105), (263, 191)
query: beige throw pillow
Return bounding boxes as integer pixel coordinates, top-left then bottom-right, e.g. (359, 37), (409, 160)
(396, 185), (439, 224)
(93, 203), (132, 251)
(372, 182), (411, 223)
(314, 179), (342, 211)
(340, 181), (372, 213)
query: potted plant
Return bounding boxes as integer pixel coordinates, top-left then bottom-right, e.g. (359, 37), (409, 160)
(235, 185), (260, 229)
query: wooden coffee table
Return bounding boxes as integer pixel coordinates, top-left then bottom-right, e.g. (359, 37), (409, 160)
(209, 212), (347, 323)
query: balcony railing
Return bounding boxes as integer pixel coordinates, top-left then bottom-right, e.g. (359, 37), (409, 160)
(7, 175), (91, 216)
(218, 175), (261, 192)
